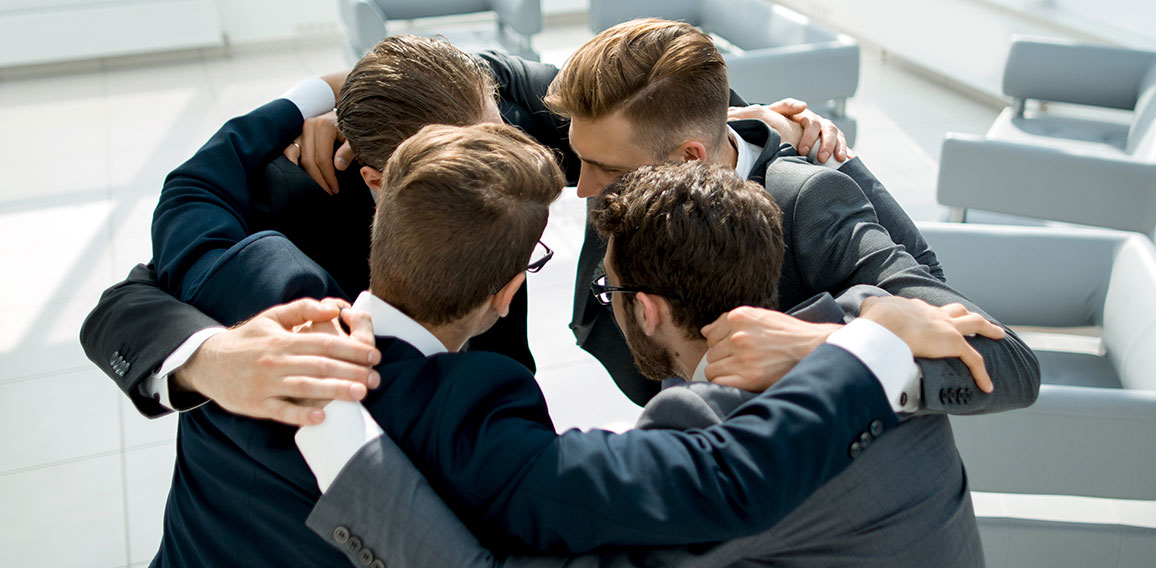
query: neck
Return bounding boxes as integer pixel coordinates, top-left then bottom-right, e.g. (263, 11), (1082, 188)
(718, 130), (739, 170)
(671, 336), (710, 380)
(421, 321), (473, 353)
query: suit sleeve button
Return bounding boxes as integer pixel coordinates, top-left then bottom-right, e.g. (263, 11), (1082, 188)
(869, 420), (884, 437)
(333, 526), (350, 544)
(348, 536), (362, 553)
(859, 432), (872, 448)
(849, 441), (863, 458)
(370, 560), (386, 568)
(359, 548), (374, 566)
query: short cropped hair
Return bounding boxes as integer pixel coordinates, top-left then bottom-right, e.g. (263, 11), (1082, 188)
(592, 162), (785, 335)
(337, 35), (497, 169)
(543, 18), (729, 157)
(370, 123), (564, 325)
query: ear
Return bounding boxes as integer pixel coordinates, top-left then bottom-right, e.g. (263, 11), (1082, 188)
(490, 273), (526, 318)
(668, 140), (709, 163)
(632, 292), (667, 336)
(360, 166), (383, 192)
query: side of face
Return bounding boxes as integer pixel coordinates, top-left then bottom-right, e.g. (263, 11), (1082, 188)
(603, 244), (677, 381)
(568, 111), (663, 198)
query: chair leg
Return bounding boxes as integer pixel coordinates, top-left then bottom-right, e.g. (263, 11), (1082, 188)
(832, 99), (847, 118)
(947, 207), (968, 223)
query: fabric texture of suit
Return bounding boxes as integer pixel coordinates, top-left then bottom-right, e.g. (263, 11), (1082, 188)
(309, 289), (983, 567)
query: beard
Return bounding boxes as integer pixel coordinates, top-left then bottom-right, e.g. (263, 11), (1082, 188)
(621, 306), (678, 381)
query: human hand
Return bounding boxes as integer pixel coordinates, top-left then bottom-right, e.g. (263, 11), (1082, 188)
(701, 306), (842, 392)
(771, 98), (853, 163)
(281, 111), (353, 195)
(172, 298), (381, 426)
(859, 297), (1006, 393)
(728, 103), (804, 149)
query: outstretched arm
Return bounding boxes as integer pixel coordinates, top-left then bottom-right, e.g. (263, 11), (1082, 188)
(770, 167), (1038, 413)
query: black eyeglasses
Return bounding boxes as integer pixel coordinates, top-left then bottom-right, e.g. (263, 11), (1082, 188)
(526, 240), (553, 273)
(590, 273), (651, 306)
(493, 240), (554, 294)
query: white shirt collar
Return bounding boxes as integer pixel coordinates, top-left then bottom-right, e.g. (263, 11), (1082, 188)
(691, 353), (710, 383)
(728, 125), (764, 180)
(351, 291), (447, 357)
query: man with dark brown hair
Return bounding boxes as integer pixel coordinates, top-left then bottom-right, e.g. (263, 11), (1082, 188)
(590, 162), (785, 380)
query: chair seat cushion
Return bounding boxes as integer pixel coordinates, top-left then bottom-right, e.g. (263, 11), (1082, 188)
(988, 108), (1133, 160)
(1035, 350), (1123, 389)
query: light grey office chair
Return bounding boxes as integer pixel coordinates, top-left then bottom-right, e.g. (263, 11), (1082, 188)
(938, 37), (1156, 236)
(918, 221), (1156, 567)
(588, 0), (860, 145)
(337, 0), (542, 64)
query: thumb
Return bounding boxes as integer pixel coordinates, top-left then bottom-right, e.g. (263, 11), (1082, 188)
(767, 98), (806, 115)
(264, 298), (341, 330)
(335, 141), (355, 171)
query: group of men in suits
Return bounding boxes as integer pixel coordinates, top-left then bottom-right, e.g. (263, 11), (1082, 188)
(80, 17), (1040, 567)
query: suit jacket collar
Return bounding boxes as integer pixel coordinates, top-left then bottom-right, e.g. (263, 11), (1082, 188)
(727, 119), (800, 185)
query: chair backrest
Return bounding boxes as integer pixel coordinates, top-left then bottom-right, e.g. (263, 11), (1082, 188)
(1102, 234), (1156, 390)
(1126, 64), (1156, 159)
(586, 0), (701, 32)
(918, 223), (1118, 328)
(369, 0), (542, 35)
(1003, 37), (1156, 111)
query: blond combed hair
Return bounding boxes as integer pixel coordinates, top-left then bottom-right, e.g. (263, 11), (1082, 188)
(544, 18), (730, 156)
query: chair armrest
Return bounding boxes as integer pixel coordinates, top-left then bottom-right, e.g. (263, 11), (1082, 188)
(724, 42), (859, 105)
(916, 222), (1123, 327)
(937, 134), (1156, 234)
(490, 0), (542, 36)
(1003, 37), (1156, 110)
(950, 384), (1156, 500)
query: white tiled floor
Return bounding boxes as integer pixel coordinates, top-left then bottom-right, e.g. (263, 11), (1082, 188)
(0, 18), (1006, 568)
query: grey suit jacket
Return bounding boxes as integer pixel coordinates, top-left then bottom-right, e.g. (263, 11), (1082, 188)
(308, 289), (984, 567)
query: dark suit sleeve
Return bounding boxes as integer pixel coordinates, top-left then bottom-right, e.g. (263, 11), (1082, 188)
(836, 157), (945, 280)
(789, 168), (1040, 414)
(475, 51), (580, 184)
(152, 99), (307, 300)
(79, 263), (216, 417)
(362, 344), (896, 555)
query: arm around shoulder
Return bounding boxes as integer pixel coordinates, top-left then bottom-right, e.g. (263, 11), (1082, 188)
(80, 264), (219, 418)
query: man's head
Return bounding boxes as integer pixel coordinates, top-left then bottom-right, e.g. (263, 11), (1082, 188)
(591, 162), (784, 380)
(544, 18), (730, 197)
(337, 35), (502, 189)
(370, 123), (563, 334)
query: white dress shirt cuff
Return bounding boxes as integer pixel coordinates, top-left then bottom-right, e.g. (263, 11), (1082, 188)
(807, 141), (846, 170)
(279, 78), (336, 120)
(143, 327), (226, 412)
(295, 400), (384, 493)
(827, 319), (921, 414)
